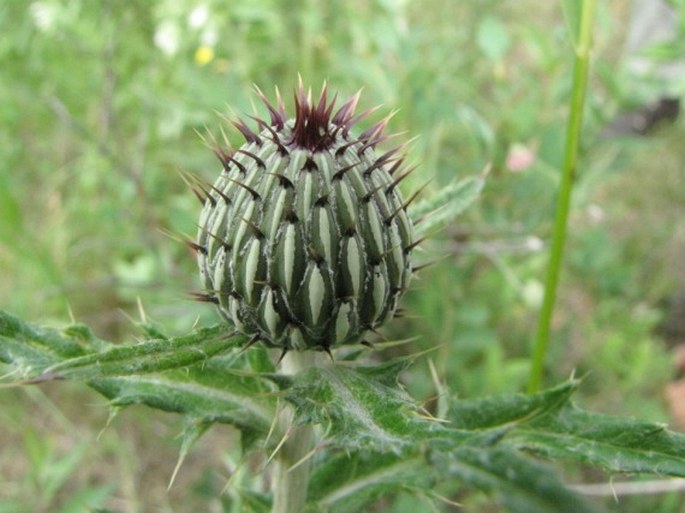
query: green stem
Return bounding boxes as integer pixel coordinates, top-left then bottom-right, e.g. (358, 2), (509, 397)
(528, 0), (596, 393)
(272, 350), (316, 513)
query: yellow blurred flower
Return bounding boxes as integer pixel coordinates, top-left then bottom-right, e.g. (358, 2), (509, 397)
(194, 45), (214, 66)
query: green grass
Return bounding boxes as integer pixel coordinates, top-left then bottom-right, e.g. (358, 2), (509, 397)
(1, 1), (684, 511)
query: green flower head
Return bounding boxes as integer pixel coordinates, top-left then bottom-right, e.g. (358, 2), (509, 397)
(194, 83), (417, 353)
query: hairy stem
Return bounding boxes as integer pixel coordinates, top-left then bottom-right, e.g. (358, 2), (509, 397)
(528, 0), (596, 393)
(272, 350), (316, 513)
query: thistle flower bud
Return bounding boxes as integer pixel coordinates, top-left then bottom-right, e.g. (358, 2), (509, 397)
(195, 84), (416, 352)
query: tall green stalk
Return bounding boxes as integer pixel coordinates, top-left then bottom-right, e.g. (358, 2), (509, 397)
(528, 0), (596, 393)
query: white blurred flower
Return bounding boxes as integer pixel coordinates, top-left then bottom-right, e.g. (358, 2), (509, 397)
(188, 4), (209, 28)
(30, 2), (57, 32)
(524, 236), (544, 252)
(201, 26), (218, 46)
(154, 21), (180, 56)
(522, 279), (544, 308)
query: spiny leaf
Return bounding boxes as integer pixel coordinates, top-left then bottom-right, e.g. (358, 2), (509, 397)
(449, 381), (685, 477)
(0, 310), (245, 380)
(0, 311), (97, 374)
(89, 359), (275, 433)
(283, 362), (473, 452)
(511, 403), (685, 476)
(433, 446), (600, 513)
(5, 310), (685, 511)
(353, 354), (415, 387)
(169, 419), (212, 489)
(45, 325), (245, 379)
(408, 174), (484, 237)
(307, 452), (430, 513)
(0, 311), (276, 441)
(448, 380), (578, 430)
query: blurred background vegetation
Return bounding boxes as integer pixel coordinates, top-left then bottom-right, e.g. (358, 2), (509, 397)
(1, 0), (684, 511)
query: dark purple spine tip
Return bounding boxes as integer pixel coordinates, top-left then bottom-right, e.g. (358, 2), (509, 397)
(190, 292), (219, 304)
(186, 241), (208, 255)
(237, 149), (266, 169)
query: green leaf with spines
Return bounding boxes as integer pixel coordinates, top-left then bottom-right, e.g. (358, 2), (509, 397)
(0, 310), (245, 380)
(0, 312), (95, 373)
(449, 380), (685, 476)
(5, 311), (685, 512)
(510, 403), (685, 476)
(408, 174), (485, 237)
(307, 452), (430, 513)
(89, 358), (275, 433)
(283, 361), (469, 453)
(433, 446), (600, 513)
(45, 325), (245, 379)
(0, 311), (275, 439)
(448, 380), (578, 429)
(282, 364), (597, 513)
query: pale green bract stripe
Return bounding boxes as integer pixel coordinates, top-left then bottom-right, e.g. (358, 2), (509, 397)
(302, 171), (313, 219)
(309, 265), (325, 325)
(263, 289), (279, 337)
(289, 149), (307, 177)
(244, 239), (261, 302)
(318, 208), (332, 264)
(233, 199), (256, 256)
(367, 201), (384, 256)
(335, 303), (351, 343)
(346, 237), (361, 296)
(372, 267), (386, 321)
(269, 188), (287, 241)
(283, 223), (296, 293)
(339, 181), (356, 225)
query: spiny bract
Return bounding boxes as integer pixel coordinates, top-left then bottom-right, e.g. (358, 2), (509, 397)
(195, 84), (417, 353)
